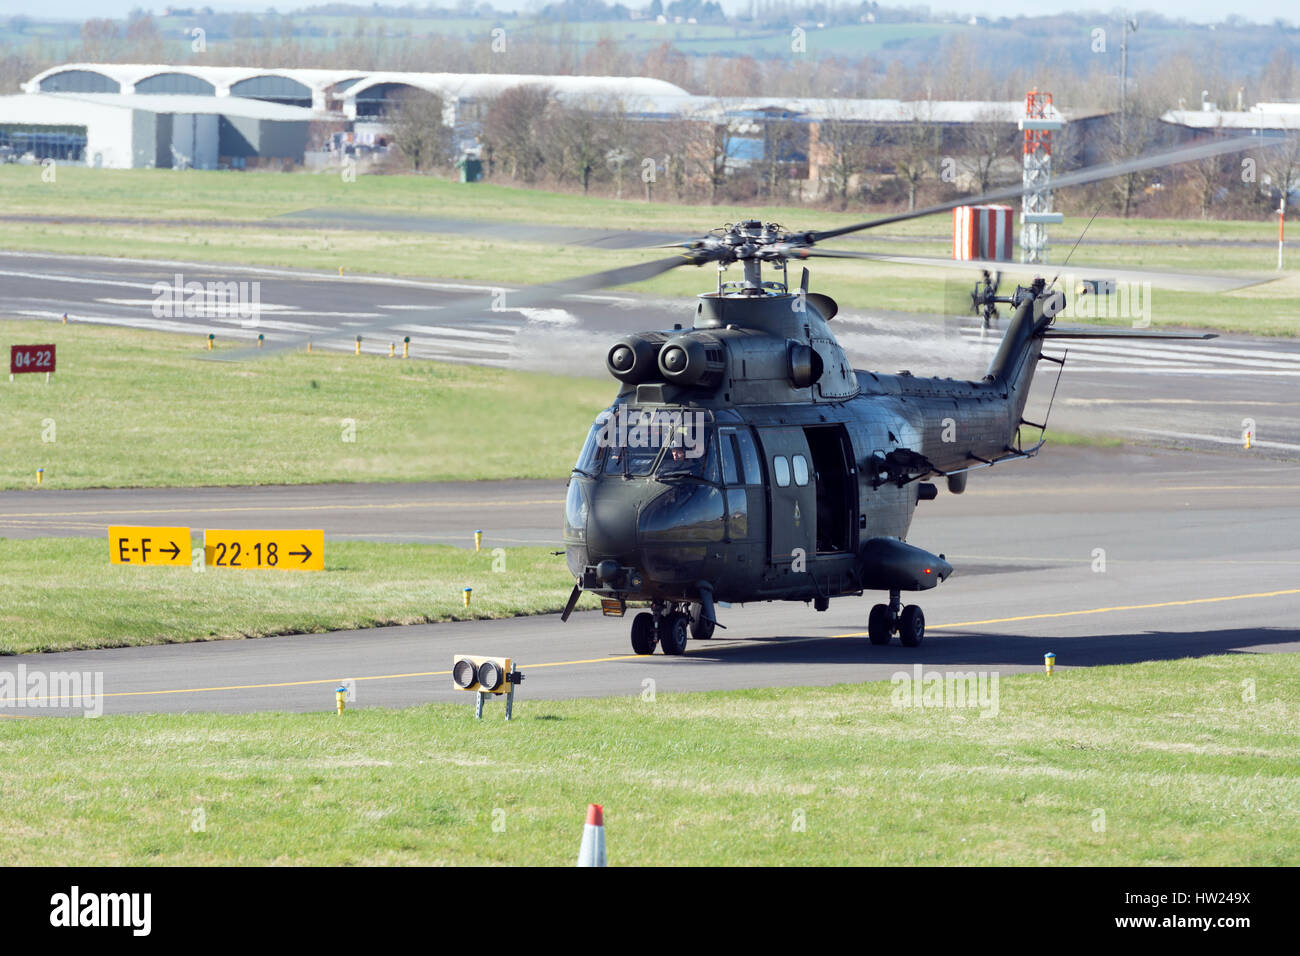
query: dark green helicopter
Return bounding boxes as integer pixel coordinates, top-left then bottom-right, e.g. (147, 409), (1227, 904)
(540, 136), (1273, 656)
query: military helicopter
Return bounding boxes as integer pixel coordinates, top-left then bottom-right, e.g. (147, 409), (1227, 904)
(227, 134), (1275, 655)
(544, 136), (1267, 655)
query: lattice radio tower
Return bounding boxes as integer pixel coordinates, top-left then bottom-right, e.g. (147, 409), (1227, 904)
(1019, 90), (1064, 264)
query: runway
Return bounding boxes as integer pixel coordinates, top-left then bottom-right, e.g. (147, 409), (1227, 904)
(5, 250), (1300, 454)
(3, 447), (1297, 716)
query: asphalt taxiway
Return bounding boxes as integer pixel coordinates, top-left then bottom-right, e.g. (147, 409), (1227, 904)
(3, 447), (1296, 716)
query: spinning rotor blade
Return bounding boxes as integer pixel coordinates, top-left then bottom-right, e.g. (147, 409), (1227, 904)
(787, 247), (1272, 293)
(804, 135), (1286, 243)
(212, 253), (698, 361)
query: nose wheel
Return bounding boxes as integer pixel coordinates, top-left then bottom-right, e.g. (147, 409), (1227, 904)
(629, 602), (696, 655)
(630, 612), (656, 655)
(867, 591), (926, 647)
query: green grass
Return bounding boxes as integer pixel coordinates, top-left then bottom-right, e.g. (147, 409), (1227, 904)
(4, 166), (1297, 335)
(0, 538), (592, 655)
(0, 321), (612, 490)
(1, 653), (1295, 865)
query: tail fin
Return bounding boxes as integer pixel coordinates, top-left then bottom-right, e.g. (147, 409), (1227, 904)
(984, 296), (1053, 425)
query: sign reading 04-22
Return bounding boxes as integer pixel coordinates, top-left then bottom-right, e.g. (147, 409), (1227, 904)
(204, 529), (324, 571)
(10, 344), (55, 374)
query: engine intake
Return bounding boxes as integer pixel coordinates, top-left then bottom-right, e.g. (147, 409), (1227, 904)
(606, 332), (668, 384)
(657, 334), (726, 388)
(788, 342), (824, 389)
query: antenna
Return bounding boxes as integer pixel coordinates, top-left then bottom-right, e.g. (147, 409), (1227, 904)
(1048, 203), (1103, 292)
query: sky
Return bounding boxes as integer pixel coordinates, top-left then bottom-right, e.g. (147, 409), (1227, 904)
(1, 0), (1295, 24)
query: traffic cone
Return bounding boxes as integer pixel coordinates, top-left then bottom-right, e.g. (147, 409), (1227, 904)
(576, 804), (606, 867)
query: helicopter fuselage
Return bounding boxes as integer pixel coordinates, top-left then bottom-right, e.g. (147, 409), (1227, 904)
(562, 288), (1048, 620)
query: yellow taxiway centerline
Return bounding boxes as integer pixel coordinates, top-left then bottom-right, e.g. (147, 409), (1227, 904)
(9, 587), (1300, 706)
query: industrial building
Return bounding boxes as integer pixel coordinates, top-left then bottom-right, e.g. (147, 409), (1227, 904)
(0, 91), (319, 169)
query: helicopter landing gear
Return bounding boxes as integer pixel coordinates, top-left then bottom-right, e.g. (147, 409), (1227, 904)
(868, 590), (926, 647)
(898, 605), (925, 647)
(630, 612), (656, 655)
(689, 602), (715, 640)
(660, 612), (690, 655)
(868, 604), (894, 645)
(633, 602), (692, 655)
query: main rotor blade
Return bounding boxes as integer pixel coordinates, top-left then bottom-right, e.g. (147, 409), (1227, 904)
(791, 247), (1274, 293)
(807, 135), (1287, 242)
(211, 254), (696, 361)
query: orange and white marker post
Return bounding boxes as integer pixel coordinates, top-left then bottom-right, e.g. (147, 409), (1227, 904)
(576, 804), (607, 867)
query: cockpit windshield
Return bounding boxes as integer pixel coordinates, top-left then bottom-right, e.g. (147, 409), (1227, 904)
(572, 406), (715, 480)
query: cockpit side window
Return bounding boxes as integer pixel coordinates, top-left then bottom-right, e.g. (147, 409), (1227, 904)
(573, 418), (607, 477)
(657, 428), (719, 482)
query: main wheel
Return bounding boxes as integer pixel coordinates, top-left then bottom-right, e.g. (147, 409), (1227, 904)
(630, 612), (657, 655)
(898, 605), (925, 647)
(660, 613), (690, 655)
(689, 603), (715, 640)
(868, 604), (894, 645)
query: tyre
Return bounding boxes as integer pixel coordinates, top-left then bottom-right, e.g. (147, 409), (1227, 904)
(898, 605), (925, 647)
(630, 612), (656, 655)
(689, 603), (715, 640)
(660, 613), (689, 655)
(868, 604), (894, 645)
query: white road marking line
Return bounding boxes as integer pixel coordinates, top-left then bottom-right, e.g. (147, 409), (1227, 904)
(1127, 427), (1300, 450)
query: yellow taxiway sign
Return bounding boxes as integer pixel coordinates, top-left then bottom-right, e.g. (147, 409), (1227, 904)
(108, 526), (191, 566)
(204, 529), (324, 571)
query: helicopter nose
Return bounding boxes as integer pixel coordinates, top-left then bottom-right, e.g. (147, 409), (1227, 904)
(585, 488), (640, 562)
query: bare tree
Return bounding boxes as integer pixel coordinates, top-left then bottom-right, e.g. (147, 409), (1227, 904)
(1262, 134), (1300, 217)
(893, 100), (940, 211)
(480, 84), (553, 182)
(962, 107), (1016, 194)
(387, 90), (451, 174)
(1104, 95), (1161, 218)
(543, 97), (612, 194)
(813, 108), (882, 208)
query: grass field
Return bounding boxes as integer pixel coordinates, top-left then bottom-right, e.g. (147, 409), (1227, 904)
(0, 321), (611, 491)
(0, 538), (592, 655)
(0, 319), (1120, 492)
(3, 166), (1296, 335)
(1, 653), (1294, 865)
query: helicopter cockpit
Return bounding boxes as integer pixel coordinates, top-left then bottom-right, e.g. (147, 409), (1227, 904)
(572, 406), (718, 482)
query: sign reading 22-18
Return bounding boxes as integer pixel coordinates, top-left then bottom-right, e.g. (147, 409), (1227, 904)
(10, 344), (56, 374)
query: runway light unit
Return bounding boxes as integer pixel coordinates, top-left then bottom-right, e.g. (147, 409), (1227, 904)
(335, 683), (348, 715)
(1044, 652), (1056, 676)
(452, 654), (524, 719)
(463, 586), (473, 608)
(474, 530), (483, 552)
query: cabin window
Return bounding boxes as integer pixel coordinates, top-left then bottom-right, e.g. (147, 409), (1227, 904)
(793, 454), (810, 487)
(638, 485), (725, 542)
(726, 488), (747, 538)
(718, 429), (740, 485)
(734, 429), (762, 484)
(773, 455), (791, 487)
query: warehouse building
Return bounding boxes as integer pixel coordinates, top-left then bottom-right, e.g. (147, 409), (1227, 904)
(0, 92), (318, 169)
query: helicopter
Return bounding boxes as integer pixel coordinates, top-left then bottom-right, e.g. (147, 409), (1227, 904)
(223, 133), (1278, 656)
(546, 136), (1270, 656)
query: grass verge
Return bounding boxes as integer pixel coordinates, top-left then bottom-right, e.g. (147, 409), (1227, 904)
(0, 539), (591, 655)
(0, 320), (610, 490)
(1, 653), (1295, 865)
